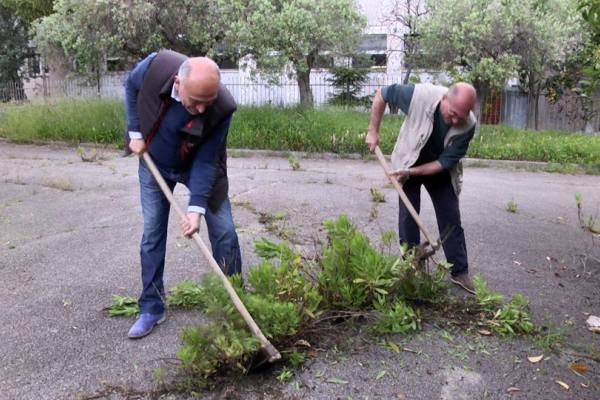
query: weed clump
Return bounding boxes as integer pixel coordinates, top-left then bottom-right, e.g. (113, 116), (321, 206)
(107, 215), (535, 389)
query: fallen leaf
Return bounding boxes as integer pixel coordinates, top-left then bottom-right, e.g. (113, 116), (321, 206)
(506, 387), (521, 393)
(376, 370), (387, 380)
(569, 362), (589, 373)
(478, 329), (492, 336)
(556, 380), (570, 390)
(527, 355), (544, 363)
(295, 339), (311, 347)
(326, 378), (348, 385)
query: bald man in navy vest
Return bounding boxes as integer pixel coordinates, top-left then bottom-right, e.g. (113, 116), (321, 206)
(124, 50), (241, 338)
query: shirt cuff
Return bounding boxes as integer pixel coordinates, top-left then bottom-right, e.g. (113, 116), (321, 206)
(128, 131), (143, 140)
(187, 205), (206, 215)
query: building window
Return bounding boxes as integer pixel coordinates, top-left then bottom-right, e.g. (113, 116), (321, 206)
(313, 54), (334, 69)
(352, 53), (387, 68)
(358, 34), (387, 52)
(107, 57), (128, 72)
(370, 54), (387, 67)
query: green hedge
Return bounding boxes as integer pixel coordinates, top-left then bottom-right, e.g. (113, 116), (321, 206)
(1, 98), (599, 165)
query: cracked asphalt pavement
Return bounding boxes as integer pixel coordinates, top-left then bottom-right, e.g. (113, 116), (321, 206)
(1, 141), (599, 399)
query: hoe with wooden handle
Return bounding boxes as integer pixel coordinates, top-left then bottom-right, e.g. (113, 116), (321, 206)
(141, 151), (281, 363)
(373, 146), (440, 259)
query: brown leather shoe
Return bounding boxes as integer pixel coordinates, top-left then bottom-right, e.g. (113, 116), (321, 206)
(450, 273), (476, 295)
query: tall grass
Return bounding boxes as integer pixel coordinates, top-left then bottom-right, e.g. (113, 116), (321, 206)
(0, 98), (124, 145)
(1, 98), (599, 167)
(229, 105), (401, 155)
(469, 125), (600, 164)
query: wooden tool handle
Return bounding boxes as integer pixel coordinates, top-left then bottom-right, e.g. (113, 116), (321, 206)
(141, 152), (281, 362)
(373, 146), (439, 249)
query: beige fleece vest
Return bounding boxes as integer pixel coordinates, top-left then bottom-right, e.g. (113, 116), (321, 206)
(390, 83), (476, 195)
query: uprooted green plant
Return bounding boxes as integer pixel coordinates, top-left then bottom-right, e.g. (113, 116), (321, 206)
(106, 295), (139, 317)
(107, 215), (536, 389)
(473, 275), (534, 335)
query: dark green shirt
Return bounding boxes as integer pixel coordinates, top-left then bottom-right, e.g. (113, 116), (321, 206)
(381, 84), (474, 169)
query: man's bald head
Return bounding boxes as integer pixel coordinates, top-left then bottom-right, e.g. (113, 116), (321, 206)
(175, 57), (221, 115)
(441, 82), (477, 127)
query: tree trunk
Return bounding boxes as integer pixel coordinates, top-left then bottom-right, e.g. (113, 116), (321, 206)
(472, 82), (487, 137)
(526, 78), (536, 130)
(96, 60), (102, 97)
(402, 66), (412, 85)
(297, 69), (313, 107)
(534, 92), (539, 130)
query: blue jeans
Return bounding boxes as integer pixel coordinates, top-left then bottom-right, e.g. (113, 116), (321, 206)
(138, 159), (242, 314)
(398, 171), (468, 276)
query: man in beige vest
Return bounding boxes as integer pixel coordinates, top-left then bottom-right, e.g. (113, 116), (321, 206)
(366, 82), (477, 294)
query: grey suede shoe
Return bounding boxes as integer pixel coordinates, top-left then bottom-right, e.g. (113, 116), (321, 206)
(450, 274), (476, 295)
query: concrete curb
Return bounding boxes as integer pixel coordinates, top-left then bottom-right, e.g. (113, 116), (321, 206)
(0, 137), (576, 171)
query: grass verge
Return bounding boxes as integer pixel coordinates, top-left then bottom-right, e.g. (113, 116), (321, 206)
(1, 99), (599, 168)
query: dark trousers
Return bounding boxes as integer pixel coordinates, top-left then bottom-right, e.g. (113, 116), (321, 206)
(398, 171), (468, 276)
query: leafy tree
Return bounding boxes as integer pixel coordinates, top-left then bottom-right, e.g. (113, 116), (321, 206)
(0, 0), (53, 101)
(380, 0), (429, 84)
(3, 0), (53, 24)
(34, 0), (118, 74)
(418, 0), (520, 122)
(0, 2), (32, 100)
(570, 0), (600, 131)
(33, 0), (224, 74)
(220, 0), (366, 106)
(509, 0), (582, 129)
(418, 0), (583, 130)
